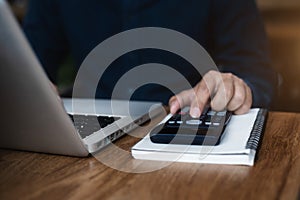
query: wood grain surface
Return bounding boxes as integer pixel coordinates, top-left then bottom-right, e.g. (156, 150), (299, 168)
(0, 112), (300, 200)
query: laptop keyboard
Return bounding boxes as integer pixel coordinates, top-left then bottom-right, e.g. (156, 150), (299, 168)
(69, 115), (121, 138)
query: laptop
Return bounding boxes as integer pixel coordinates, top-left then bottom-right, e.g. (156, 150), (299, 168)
(0, 0), (163, 156)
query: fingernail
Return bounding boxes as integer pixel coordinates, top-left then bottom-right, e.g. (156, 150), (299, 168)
(190, 107), (201, 118)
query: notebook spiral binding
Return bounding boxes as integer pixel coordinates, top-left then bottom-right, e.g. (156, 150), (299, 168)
(246, 109), (268, 150)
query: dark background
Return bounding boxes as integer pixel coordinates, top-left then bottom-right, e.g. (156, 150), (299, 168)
(7, 0), (300, 112)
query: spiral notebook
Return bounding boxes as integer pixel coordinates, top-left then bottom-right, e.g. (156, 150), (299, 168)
(131, 108), (268, 166)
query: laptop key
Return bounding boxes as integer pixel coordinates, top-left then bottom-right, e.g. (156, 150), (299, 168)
(69, 115), (121, 138)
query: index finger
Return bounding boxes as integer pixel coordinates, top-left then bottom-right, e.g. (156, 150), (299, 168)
(190, 72), (219, 117)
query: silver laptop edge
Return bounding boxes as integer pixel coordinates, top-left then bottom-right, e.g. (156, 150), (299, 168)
(64, 98), (163, 153)
(0, 0), (163, 156)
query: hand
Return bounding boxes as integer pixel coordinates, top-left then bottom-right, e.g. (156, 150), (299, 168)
(169, 70), (252, 117)
(49, 82), (63, 104)
(50, 82), (59, 95)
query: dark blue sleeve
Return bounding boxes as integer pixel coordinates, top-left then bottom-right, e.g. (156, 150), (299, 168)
(23, 0), (69, 83)
(211, 0), (278, 108)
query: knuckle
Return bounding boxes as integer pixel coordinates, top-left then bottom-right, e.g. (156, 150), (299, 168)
(207, 70), (216, 76)
(219, 81), (233, 101)
(236, 77), (244, 85)
(226, 72), (234, 78)
(169, 96), (176, 103)
(225, 88), (233, 101)
(223, 73), (234, 81)
(205, 70), (218, 80)
(198, 83), (210, 95)
(211, 96), (227, 111)
(234, 92), (245, 105)
(211, 101), (226, 111)
(228, 88), (250, 112)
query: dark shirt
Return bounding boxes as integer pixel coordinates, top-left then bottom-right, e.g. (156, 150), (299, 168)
(23, 0), (278, 106)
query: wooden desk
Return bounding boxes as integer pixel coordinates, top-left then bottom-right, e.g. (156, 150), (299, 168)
(1, 111), (300, 200)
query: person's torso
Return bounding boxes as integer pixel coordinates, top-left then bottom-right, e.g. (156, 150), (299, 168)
(56, 0), (213, 103)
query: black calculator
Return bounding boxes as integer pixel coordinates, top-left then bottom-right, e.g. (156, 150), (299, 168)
(150, 106), (232, 145)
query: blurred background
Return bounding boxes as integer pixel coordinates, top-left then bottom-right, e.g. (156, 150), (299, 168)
(7, 0), (300, 113)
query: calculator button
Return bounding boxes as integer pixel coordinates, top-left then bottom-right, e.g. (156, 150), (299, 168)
(176, 121), (183, 124)
(213, 122), (220, 126)
(168, 121), (175, 124)
(213, 116), (223, 123)
(186, 119), (202, 125)
(207, 111), (216, 116)
(216, 111), (226, 116)
(205, 121), (212, 125)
